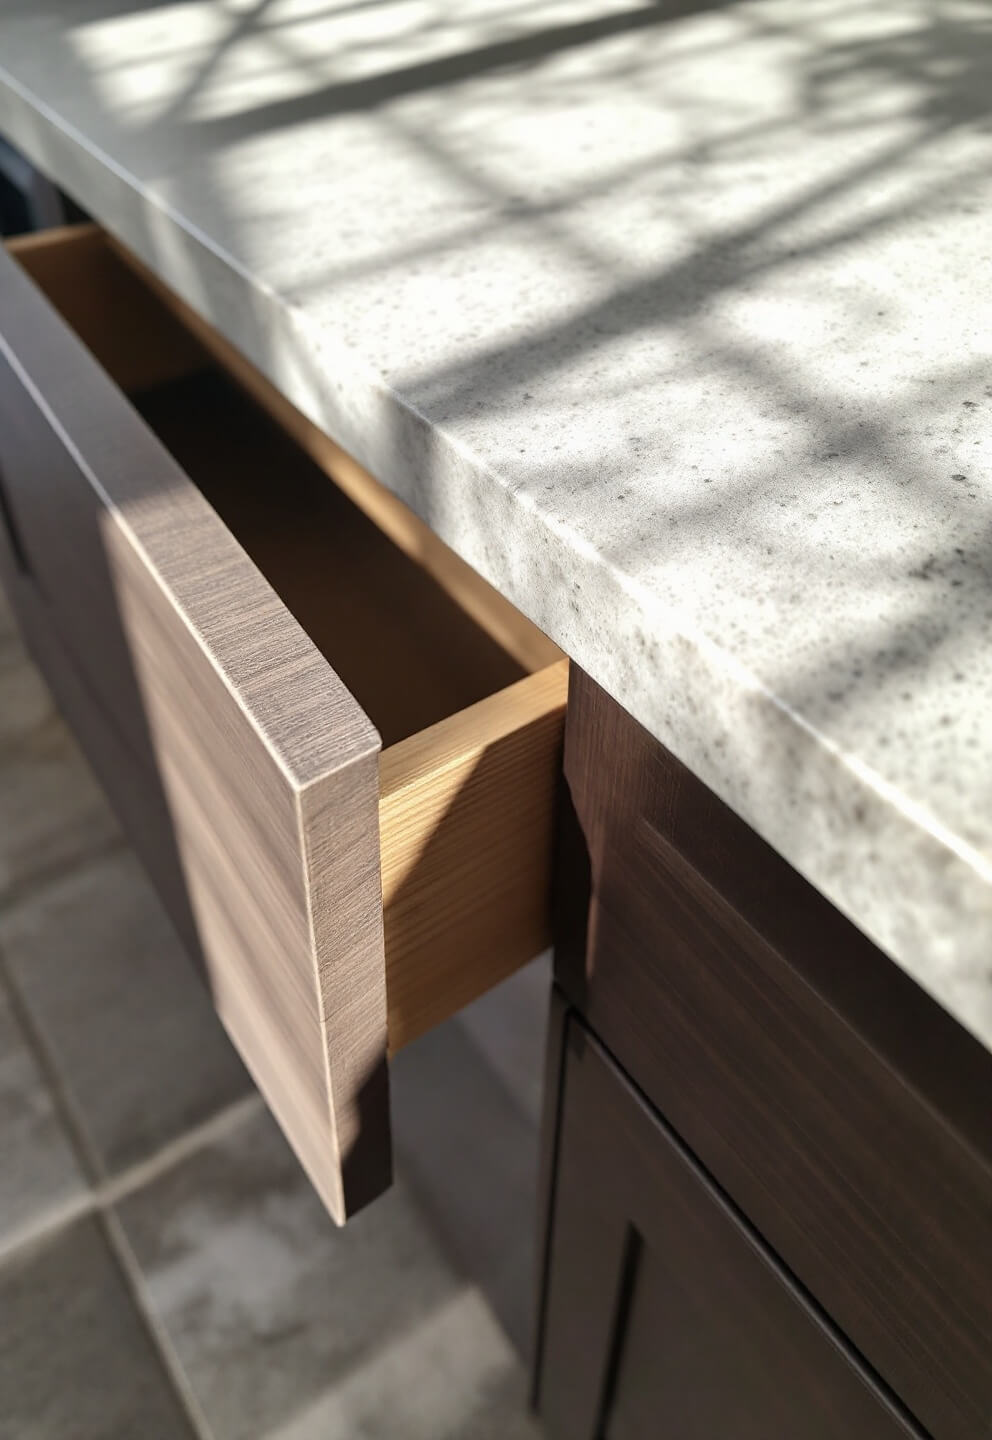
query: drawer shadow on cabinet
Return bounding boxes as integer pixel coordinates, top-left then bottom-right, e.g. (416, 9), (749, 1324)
(0, 224), (566, 1222)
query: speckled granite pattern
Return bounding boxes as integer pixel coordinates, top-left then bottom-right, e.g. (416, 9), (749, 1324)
(1, 0), (991, 1043)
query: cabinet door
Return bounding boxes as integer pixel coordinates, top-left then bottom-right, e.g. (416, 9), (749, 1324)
(535, 1018), (920, 1440)
(555, 667), (992, 1440)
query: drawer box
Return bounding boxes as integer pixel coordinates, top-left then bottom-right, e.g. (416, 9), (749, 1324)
(0, 225), (566, 1222)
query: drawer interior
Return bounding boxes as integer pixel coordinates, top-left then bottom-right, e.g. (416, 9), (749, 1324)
(8, 225), (567, 1055)
(9, 226), (556, 749)
(130, 368), (523, 747)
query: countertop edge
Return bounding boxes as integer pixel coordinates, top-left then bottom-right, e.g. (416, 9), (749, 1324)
(1, 71), (990, 1051)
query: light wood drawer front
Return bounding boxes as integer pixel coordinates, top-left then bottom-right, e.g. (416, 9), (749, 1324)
(0, 226), (566, 1223)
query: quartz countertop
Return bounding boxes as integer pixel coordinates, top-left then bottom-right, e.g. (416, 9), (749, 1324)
(1, 0), (991, 1047)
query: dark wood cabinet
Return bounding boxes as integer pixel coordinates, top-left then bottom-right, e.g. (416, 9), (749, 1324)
(537, 667), (992, 1440)
(535, 1018), (919, 1440)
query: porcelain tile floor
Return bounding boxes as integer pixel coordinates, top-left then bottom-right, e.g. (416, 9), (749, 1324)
(0, 588), (544, 1440)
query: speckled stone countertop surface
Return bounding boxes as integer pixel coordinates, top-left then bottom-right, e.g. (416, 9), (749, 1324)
(1, 0), (991, 1046)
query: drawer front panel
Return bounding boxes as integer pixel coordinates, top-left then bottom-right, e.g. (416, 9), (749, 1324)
(536, 1019), (919, 1440)
(556, 666), (992, 1440)
(0, 237), (388, 1224)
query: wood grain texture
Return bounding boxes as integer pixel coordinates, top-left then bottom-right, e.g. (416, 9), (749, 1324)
(107, 231), (563, 675)
(1, 227), (566, 1221)
(128, 367), (565, 1051)
(536, 1020), (920, 1440)
(380, 660), (567, 1051)
(555, 665), (992, 1440)
(0, 236), (388, 1224)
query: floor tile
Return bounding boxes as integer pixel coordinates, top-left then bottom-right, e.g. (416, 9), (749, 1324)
(0, 1216), (194, 1440)
(0, 643), (53, 749)
(0, 849), (251, 1178)
(0, 985), (87, 1253)
(116, 1107), (542, 1440)
(256, 1287), (538, 1440)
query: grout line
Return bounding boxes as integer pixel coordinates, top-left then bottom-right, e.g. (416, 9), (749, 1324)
(0, 967), (261, 1440)
(0, 952), (101, 1183)
(0, 1089), (265, 1270)
(0, 1190), (96, 1270)
(100, 1206), (216, 1440)
(0, 940), (260, 1440)
(0, 663), (234, 1434)
(0, 931), (264, 1241)
(99, 1092), (265, 1209)
(0, 832), (127, 920)
(0, 885), (265, 1205)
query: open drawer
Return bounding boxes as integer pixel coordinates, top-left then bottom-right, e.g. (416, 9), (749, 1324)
(0, 224), (566, 1222)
